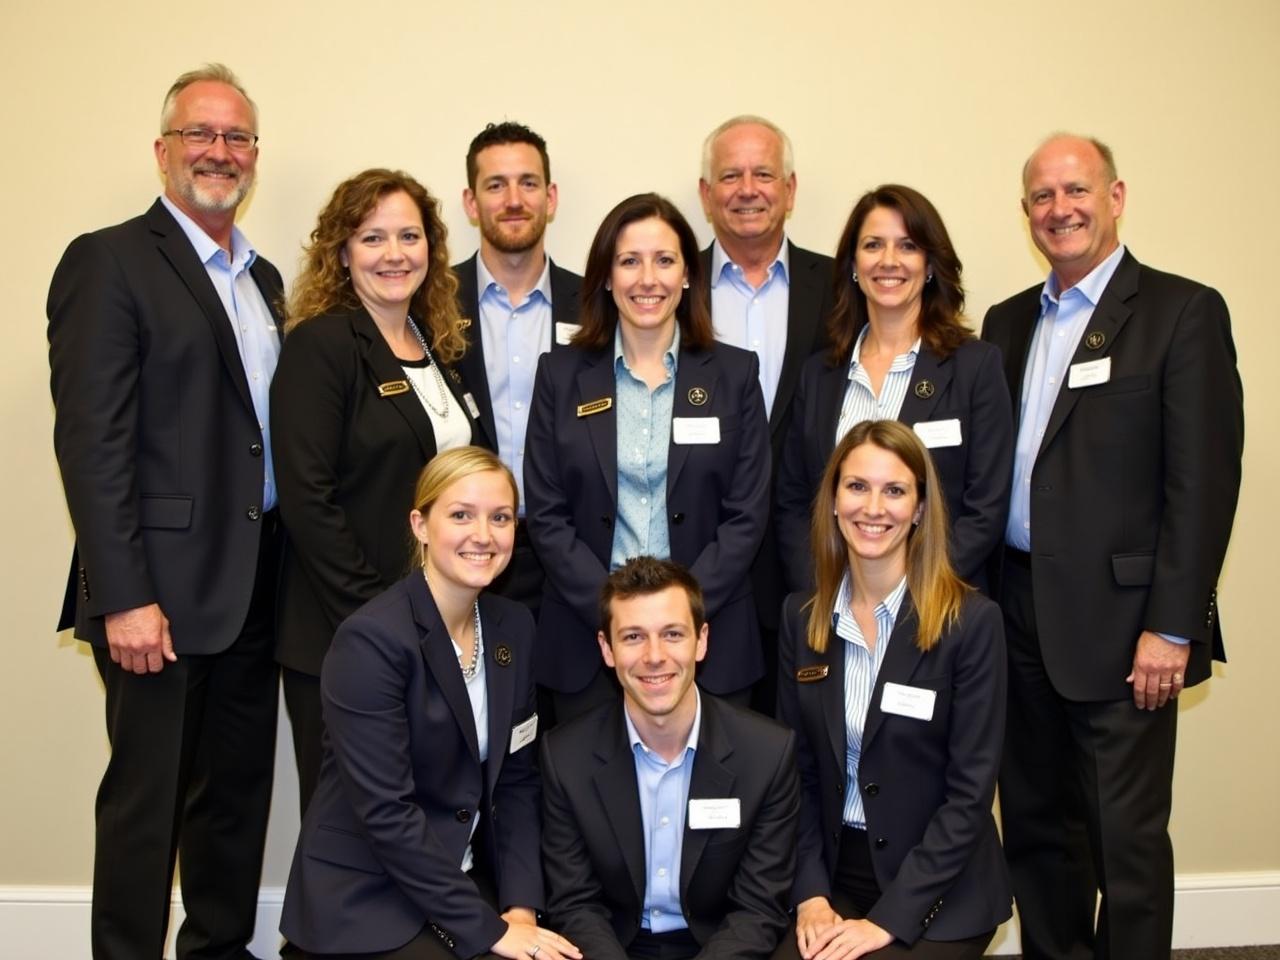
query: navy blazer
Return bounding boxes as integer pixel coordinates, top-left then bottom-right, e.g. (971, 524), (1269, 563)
(778, 591), (1012, 945)
(541, 694), (799, 960)
(775, 338), (1012, 595)
(982, 250), (1243, 699)
(523, 341), (771, 694)
(271, 306), (484, 675)
(280, 575), (542, 957)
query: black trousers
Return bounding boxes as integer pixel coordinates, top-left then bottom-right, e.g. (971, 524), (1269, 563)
(91, 518), (280, 960)
(283, 665), (324, 817)
(772, 829), (993, 960)
(998, 554), (1177, 960)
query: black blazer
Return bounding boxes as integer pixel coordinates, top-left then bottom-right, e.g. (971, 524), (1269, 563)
(775, 337), (1013, 595)
(453, 252), (583, 451)
(271, 306), (484, 675)
(540, 694), (799, 960)
(778, 591), (1012, 945)
(280, 574), (542, 957)
(982, 251), (1243, 699)
(48, 199), (283, 651)
(523, 341), (771, 694)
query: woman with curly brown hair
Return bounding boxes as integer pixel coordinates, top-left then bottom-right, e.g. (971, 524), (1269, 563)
(271, 168), (486, 810)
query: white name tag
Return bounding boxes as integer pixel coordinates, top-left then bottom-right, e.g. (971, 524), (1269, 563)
(555, 322), (581, 346)
(463, 392), (482, 420)
(1068, 357), (1111, 389)
(672, 417), (720, 445)
(913, 418), (962, 449)
(509, 713), (538, 754)
(880, 682), (936, 721)
(688, 797), (741, 829)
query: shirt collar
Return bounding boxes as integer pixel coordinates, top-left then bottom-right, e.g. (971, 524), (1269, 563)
(848, 324), (921, 378)
(614, 323), (681, 374)
(477, 251), (553, 304)
(709, 236), (790, 288)
(833, 573), (909, 632)
(160, 194), (256, 270)
(1041, 243), (1126, 309)
(625, 685), (702, 761)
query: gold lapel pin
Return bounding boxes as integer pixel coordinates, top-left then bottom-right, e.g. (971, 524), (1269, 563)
(914, 380), (935, 399)
(1085, 331), (1106, 350)
(494, 645), (512, 667)
(688, 387), (709, 406)
(576, 397), (614, 417)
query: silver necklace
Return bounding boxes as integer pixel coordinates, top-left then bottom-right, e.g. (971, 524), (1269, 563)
(424, 571), (484, 680)
(405, 318), (451, 418)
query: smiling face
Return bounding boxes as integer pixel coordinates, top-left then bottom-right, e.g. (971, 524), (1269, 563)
(341, 190), (429, 323)
(835, 442), (923, 578)
(598, 585), (708, 724)
(699, 122), (795, 251)
(854, 205), (928, 324)
(411, 469), (516, 596)
(463, 142), (557, 255)
(1022, 136), (1125, 290)
(155, 80), (257, 223)
(610, 217), (687, 338)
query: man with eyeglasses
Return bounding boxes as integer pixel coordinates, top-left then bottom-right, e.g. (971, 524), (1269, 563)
(47, 63), (282, 960)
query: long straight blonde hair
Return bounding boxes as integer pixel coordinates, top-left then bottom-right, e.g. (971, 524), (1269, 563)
(806, 420), (970, 654)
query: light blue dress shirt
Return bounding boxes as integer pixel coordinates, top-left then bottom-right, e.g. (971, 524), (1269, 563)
(625, 688), (702, 933)
(161, 195), (279, 510)
(710, 238), (790, 418)
(836, 574), (908, 829)
(835, 325), (920, 442)
(476, 256), (554, 516)
(610, 328), (679, 570)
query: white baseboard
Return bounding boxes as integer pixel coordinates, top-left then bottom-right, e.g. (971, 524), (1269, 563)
(2, 873), (1277, 958)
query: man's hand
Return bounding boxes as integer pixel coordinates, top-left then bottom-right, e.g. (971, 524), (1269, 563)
(1126, 630), (1190, 710)
(105, 603), (176, 674)
(795, 895), (842, 959)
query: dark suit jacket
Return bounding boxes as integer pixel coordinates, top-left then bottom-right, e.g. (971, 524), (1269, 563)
(453, 252), (584, 450)
(701, 241), (834, 633)
(280, 574), (542, 957)
(524, 342), (771, 694)
(778, 591), (1011, 945)
(270, 306), (484, 675)
(540, 694), (799, 960)
(981, 251), (1243, 699)
(775, 338), (1013, 595)
(48, 199), (283, 651)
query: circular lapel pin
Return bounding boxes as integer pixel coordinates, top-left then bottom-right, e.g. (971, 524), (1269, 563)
(688, 387), (708, 406)
(494, 644), (512, 667)
(1085, 331), (1106, 351)
(914, 380), (935, 399)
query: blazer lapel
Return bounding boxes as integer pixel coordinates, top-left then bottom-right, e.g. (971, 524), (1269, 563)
(481, 595), (516, 793)
(454, 255), (499, 446)
(549, 260), (582, 351)
(355, 311), (439, 459)
(249, 259), (285, 347)
(577, 350), (619, 503)
(667, 347), (717, 492)
(773, 242), (825, 436)
(591, 704), (647, 909)
(862, 599), (925, 752)
(410, 576), (480, 763)
(1001, 288), (1043, 411)
(146, 201), (255, 415)
(816, 356), (849, 457)
(896, 346), (951, 425)
(680, 697), (736, 902)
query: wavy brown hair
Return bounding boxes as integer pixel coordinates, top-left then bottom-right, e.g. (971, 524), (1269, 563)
(806, 420), (970, 654)
(826, 184), (972, 366)
(573, 193), (714, 351)
(286, 168), (466, 363)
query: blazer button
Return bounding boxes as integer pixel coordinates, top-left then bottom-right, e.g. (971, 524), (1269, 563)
(455, 809), (471, 823)
(671, 512), (685, 525)
(601, 515), (613, 527)
(249, 442), (263, 457)
(246, 507), (261, 521)
(874, 837), (888, 849)
(863, 782), (879, 796)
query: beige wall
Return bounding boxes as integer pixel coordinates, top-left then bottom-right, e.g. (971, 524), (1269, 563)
(2, 0), (1276, 888)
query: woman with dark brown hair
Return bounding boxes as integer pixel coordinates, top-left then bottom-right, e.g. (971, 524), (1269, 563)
(775, 185), (1012, 595)
(524, 193), (770, 722)
(776, 420), (1010, 960)
(271, 168), (486, 810)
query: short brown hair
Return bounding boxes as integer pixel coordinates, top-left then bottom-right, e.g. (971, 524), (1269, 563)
(599, 556), (706, 637)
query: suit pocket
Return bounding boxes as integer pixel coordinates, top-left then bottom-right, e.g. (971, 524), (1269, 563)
(1112, 552), (1155, 586)
(139, 495), (193, 529)
(306, 825), (386, 874)
(1079, 373), (1150, 398)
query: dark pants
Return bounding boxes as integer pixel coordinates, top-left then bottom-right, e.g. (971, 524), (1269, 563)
(998, 554), (1177, 960)
(772, 829), (993, 960)
(283, 666), (324, 817)
(91, 519), (280, 960)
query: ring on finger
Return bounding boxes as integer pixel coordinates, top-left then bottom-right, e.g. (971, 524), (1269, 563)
(529, 946), (541, 958)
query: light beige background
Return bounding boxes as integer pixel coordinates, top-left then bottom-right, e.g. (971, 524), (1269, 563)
(2, 0), (1275, 893)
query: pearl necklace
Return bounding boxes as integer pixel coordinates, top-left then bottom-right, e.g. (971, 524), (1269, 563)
(405, 317), (451, 418)
(426, 569), (484, 681)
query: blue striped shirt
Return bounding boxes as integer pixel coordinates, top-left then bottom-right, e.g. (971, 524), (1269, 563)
(838, 574), (908, 828)
(835, 325), (919, 444)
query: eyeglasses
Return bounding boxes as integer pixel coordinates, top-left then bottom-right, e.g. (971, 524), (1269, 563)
(162, 128), (259, 152)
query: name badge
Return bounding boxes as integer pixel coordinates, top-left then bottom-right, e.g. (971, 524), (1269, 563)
(672, 417), (720, 445)
(880, 682), (936, 721)
(377, 380), (410, 397)
(796, 665), (830, 683)
(555, 322), (582, 346)
(463, 392), (481, 420)
(913, 418), (962, 449)
(688, 797), (740, 830)
(1068, 357), (1112, 389)
(509, 713), (538, 754)
(577, 397), (613, 417)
